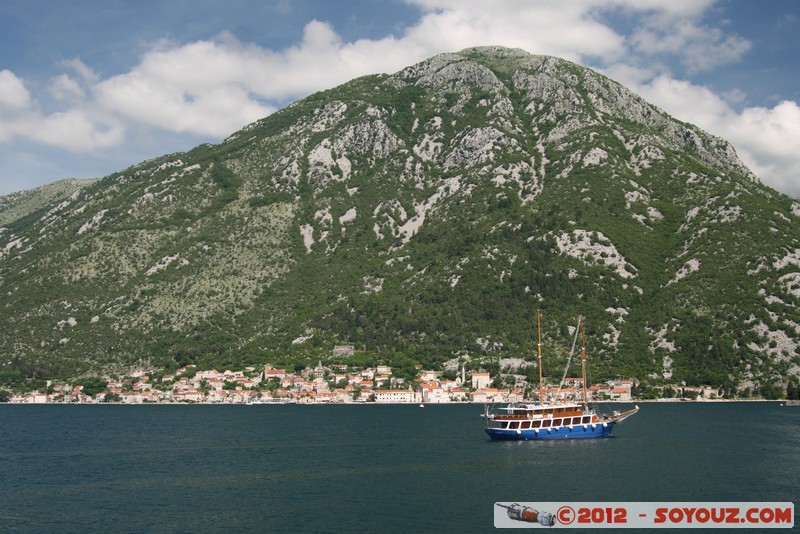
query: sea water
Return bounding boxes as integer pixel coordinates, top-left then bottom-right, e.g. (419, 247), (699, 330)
(0, 402), (797, 532)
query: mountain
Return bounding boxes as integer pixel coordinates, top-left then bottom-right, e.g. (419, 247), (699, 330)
(0, 178), (99, 227)
(1, 46), (798, 393)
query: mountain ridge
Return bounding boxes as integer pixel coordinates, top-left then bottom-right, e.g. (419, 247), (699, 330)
(1, 46), (798, 394)
(0, 178), (99, 226)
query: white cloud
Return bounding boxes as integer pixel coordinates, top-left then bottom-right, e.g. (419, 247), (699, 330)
(0, 69), (32, 115)
(32, 111), (124, 151)
(631, 21), (751, 73)
(0, 70), (123, 151)
(92, 36), (273, 136)
(404, 0), (628, 62)
(6, 110), (123, 152)
(49, 74), (86, 102)
(61, 58), (99, 84)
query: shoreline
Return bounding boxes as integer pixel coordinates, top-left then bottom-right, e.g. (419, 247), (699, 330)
(1, 398), (786, 406)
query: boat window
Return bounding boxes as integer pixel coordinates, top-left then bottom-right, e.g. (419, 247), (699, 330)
(582, 416), (591, 424)
(510, 421), (519, 429)
(521, 421), (531, 429)
(571, 417), (582, 425)
(542, 420), (551, 427)
(532, 420), (541, 428)
(552, 418), (562, 427)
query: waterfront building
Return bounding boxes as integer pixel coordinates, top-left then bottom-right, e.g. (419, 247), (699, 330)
(374, 389), (415, 403)
(471, 372), (491, 390)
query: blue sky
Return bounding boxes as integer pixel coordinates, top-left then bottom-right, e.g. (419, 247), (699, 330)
(1, 0), (799, 197)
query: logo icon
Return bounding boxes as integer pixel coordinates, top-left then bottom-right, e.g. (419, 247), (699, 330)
(496, 503), (556, 527)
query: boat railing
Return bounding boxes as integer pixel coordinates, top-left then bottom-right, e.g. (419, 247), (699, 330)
(489, 408), (586, 420)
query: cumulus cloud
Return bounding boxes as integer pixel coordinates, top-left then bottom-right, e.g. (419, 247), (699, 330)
(4, 111), (123, 152)
(32, 110), (124, 151)
(0, 69), (32, 115)
(49, 74), (86, 102)
(0, 75), (123, 152)
(630, 20), (751, 73)
(61, 58), (100, 84)
(403, 0), (628, 62)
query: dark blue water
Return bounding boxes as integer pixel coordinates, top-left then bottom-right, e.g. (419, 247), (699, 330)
(0, 402), (797, 532)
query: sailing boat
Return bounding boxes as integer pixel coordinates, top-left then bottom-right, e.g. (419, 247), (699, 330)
(483, 312), (638, 440)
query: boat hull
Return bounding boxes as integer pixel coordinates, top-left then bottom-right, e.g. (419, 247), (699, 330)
(485, 421), (616, 440)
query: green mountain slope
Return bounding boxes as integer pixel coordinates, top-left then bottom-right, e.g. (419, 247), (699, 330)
(0, 178), (98, 226)
(2, 47), (798, 391)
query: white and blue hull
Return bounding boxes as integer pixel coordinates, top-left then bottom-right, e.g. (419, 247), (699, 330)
(485, 420), (616, 440)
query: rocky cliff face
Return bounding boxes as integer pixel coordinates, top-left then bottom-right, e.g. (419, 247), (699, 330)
(1, 46), (798, 390)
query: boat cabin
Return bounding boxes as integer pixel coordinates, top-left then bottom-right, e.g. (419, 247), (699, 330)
(485, 402), (609, 431)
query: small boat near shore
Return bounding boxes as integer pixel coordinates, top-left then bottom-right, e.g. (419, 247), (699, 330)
(483, 312), (639, 440)
(247, 397), (294, 405)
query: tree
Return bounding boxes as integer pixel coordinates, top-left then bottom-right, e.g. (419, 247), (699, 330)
(79, 377), (108, 397)
(440, 369), (457, 381)
(759, 383), (782, 400)
(787, 380), (800, 400)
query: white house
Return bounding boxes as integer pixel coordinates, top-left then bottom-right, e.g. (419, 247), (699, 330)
(471, 372), (491, 390)
(469, 388), (508, 403)
(418, 383), (450, 403)
(374, 389), (414, 403)
(610, 386), (632, 402)
(418, 370), (438, 382)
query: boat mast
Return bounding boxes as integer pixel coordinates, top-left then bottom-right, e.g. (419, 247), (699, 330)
(537, 310), (544, 403)
(580, 318), (589, 411)
(557, 316), (582, 396)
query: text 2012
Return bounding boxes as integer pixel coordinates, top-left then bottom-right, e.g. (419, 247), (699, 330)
(577, 507), (627, 524)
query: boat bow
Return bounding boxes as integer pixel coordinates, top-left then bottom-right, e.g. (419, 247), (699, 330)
(609, 405), (639, 423)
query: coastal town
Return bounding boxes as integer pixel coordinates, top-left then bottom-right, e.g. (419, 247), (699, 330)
(8, 353), (665, 405)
